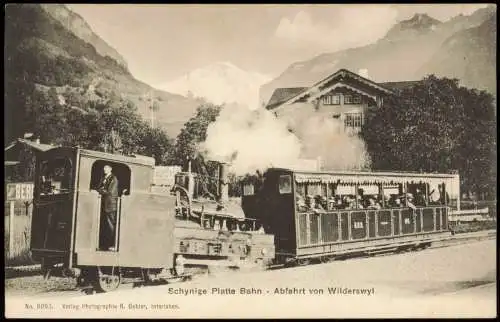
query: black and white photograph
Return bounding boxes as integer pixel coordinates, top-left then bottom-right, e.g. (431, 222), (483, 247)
(4, 3), (497, 318)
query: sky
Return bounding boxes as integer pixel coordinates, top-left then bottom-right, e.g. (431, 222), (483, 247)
(68, 4), (490, 86)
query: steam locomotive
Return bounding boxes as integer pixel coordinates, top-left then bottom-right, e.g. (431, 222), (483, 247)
(30, 147), (274, 293)
(30, 146), (457, 293)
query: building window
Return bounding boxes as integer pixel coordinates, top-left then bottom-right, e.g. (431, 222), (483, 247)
(344, 94), (361, 105)
(322, 95), (340, 105)
(344, 113), (363, 129)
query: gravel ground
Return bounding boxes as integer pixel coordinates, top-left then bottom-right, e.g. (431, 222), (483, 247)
(5, 238), (496, 318)
(5, 231), (495, 298)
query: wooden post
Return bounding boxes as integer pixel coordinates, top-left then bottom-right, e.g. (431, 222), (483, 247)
(399, 211), (403, 235)
(305, 213), (311, 245)
(424, 183), (429, 207)
(365, 211), (369, 239)
(317, 213), (322, 244)
(421, 209), (424, 232)
(380, 184), (385, 208)
(413, 209), (417, 234)
(347, 212), (351, 240)
(9, 201), (15, 257)
(337, 213), (341, 241)
(390, 210), (395, 236)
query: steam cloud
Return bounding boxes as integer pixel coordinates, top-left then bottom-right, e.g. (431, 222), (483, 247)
(293, 112), (372, 171)
(201, 103), (302, 176)
(200, 102), (371, 176)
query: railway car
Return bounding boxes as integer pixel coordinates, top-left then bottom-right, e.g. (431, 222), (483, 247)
(30, 146), (274, 293)
(241, 168), (459, 266)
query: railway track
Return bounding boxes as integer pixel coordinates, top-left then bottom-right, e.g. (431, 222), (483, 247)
(5, 230), (496, 296)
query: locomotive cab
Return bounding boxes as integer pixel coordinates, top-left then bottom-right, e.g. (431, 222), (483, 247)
(31, 147), (177, 291)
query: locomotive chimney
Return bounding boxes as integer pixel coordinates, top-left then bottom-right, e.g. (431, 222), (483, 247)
(218, 162), (229, 204)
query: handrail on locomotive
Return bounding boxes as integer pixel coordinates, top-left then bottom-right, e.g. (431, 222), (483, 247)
(170, 159), (261, 233)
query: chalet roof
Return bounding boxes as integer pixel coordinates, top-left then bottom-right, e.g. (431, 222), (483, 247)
(266, 87), (308, 110)
(267, 69), (395, 110)
(4, 138), (55, 153)
(310, 69), (395, 96)
(380, 80), (422, 92)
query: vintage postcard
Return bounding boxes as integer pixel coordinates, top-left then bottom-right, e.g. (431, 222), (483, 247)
(4, 3), (497, 318)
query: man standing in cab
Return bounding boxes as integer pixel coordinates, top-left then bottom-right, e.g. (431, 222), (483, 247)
(98, 164), (119, 251)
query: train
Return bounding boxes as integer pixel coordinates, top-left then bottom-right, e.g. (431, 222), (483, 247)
(30, 146), (459, 293)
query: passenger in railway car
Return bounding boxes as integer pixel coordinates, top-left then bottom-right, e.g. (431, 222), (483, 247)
(405, 193), (417, 210)
(343, 196), (355, 209)
(296, 193), (307, 212)
(438, 185), (450, 205)
(335, 197), (344, 210)
(382, 194), (390, 208)
(393, 197), (403, 208)
(97, 164), (119, 251)
(327, 195), (337, 210)
(367, 198), (381, 210)
(307, 195), (325, 213)
(315, 195), (328, 210)
(356, 195), (364, 209)
(429, 185), (440, 204)
(414, 188), (426, 206)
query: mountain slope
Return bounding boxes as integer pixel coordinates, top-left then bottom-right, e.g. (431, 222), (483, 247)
(4, 4), (201, 142)
(416, 13), (497, 96)
(39, 4), (128, 69)
(158, 62), (272, 109)
(260, 6), (496, 105)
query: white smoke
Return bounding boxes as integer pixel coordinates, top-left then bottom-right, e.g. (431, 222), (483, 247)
(201, 103), (302, 176)
(293, 112), (371, 171)
(201, 101), (371, 176)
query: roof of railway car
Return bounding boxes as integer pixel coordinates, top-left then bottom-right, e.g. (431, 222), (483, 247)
(268, 168), (457, 182)
(80, 149), (155, 167)
(40, 146), (156, 167)
(268, 167), (459, 179)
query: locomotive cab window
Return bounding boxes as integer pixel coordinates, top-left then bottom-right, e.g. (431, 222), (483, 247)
(278, 175), (292, 194)
(38, 158), (73, 196)
(90, 160), (131, 196)
(243, 184), (255, 196)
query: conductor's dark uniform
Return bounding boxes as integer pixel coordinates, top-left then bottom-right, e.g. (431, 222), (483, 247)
(98, 173), (119, 250)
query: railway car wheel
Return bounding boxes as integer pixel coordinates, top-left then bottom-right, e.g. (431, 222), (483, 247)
(91, 267), (121, 293)
(296, 258), (311, 266)
(319, 256), (333, 263)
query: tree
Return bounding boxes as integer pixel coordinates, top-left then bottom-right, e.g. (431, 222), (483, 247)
(172, 103), (222, 165)
(361, 75), (496, 199)
(136, 126), (175, 166)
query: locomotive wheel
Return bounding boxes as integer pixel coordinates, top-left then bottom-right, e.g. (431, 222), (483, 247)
(91, 267), (121, 293)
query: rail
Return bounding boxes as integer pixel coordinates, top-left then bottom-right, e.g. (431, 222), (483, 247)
(451, 208), (489, 215)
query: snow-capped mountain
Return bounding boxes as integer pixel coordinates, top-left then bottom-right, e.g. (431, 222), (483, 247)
(157, 62), (272, 110)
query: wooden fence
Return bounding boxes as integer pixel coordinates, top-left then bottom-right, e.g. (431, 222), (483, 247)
(4, 200), (34, 266)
